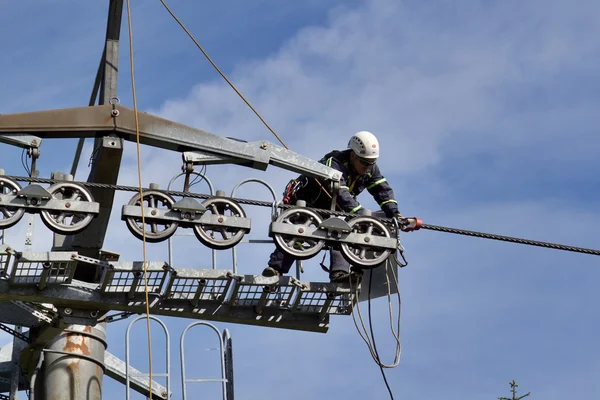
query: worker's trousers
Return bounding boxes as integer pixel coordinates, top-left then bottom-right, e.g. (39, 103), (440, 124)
(267, 247), (351, 275)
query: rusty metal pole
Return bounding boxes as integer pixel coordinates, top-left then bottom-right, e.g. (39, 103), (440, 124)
(43, 324), (108, 399)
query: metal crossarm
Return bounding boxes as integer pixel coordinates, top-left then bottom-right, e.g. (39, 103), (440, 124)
(8, 250), (77, 290)
(292, 282), (355, 320)
(0, 104), (343, 182)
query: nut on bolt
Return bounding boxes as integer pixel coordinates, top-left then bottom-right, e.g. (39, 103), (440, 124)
(64, 308), (73, 315)
(111, 109), (120, 117)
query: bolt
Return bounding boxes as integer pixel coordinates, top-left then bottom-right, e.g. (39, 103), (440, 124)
(90, 310), (99, 318)
(151, 209), (157, 216)
(260, 142), (268, 150)
(30, 198), (38, 206)
(111, 109), (120, 117)
(64, 308), (72, 315)
(31, 139), (38, 145)
(364, 237), (370, 243)
(218, 217), (224, 223)
(65, 202), (71, 208)
(298, 227), (304, 233)
(184, 212), (191, 220)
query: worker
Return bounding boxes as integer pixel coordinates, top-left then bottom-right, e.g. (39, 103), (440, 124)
(262, 131), (415, 283)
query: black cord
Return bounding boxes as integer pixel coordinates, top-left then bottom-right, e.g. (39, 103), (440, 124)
(189, 165), (207, 188)
(368, 269), (395, 400)
(21, 148), (31, 176)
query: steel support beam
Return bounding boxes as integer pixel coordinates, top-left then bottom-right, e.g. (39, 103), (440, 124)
(56, 0), (125, 273)
(105, 351), (169, 399)
(0, 104), (343, 183)
(33, 2), (124, 399)
(0, 278), (332, 333)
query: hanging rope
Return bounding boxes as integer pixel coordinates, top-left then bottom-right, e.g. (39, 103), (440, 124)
(125, 2), (154, 398)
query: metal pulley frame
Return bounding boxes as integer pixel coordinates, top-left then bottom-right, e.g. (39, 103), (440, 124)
(193, 194), (250, 250)
(268, 202), (398, 268)
(0, 176), (26, 229)
(338, 216), (395, 268)
(270, 206), (326, 260)
(121, 186), (252, 249)
(123, 187), (179, 243)
(0, 176), (100, 235)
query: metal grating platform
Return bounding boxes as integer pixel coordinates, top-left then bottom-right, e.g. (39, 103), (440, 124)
(8, 251), (76, 289)
(0, 246), (366, 333)
(100, 261), (171, 299)
(229, 275), (298, 313)
(293, 282), (355, 319)
(163, 269), (234, 306)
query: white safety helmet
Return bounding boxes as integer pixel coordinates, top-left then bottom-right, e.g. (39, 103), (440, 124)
(347, 131), (380, 160)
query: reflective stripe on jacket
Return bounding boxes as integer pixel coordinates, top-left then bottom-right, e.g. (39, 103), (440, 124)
(294, 149), (399, 218)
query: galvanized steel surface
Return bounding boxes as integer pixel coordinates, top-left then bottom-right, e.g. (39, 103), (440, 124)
(43, 323), (107, 400)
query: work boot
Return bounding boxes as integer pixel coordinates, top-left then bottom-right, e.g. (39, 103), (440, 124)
(262, 266), (282, 277)
(329, 270), (359, 284)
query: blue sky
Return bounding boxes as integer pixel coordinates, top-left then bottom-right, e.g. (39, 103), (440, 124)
(1, 0), (600, 399)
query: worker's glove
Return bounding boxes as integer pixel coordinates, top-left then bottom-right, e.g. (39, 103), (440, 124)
(395, 213), (422, 232)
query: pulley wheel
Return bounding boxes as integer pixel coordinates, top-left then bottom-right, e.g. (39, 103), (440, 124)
(193, 197), (248, 250)
(0, 177), (26, 229)
(273, 207), (325, 260)
(125, 190), (178, 243)
(340, 216), (393, 268)
(40, 182), (96, 235)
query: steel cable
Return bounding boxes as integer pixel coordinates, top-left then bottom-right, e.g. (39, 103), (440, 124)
(5, 174), (600, 257)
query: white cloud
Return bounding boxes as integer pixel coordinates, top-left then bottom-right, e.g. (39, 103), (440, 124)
(154, 0), (600, 178)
